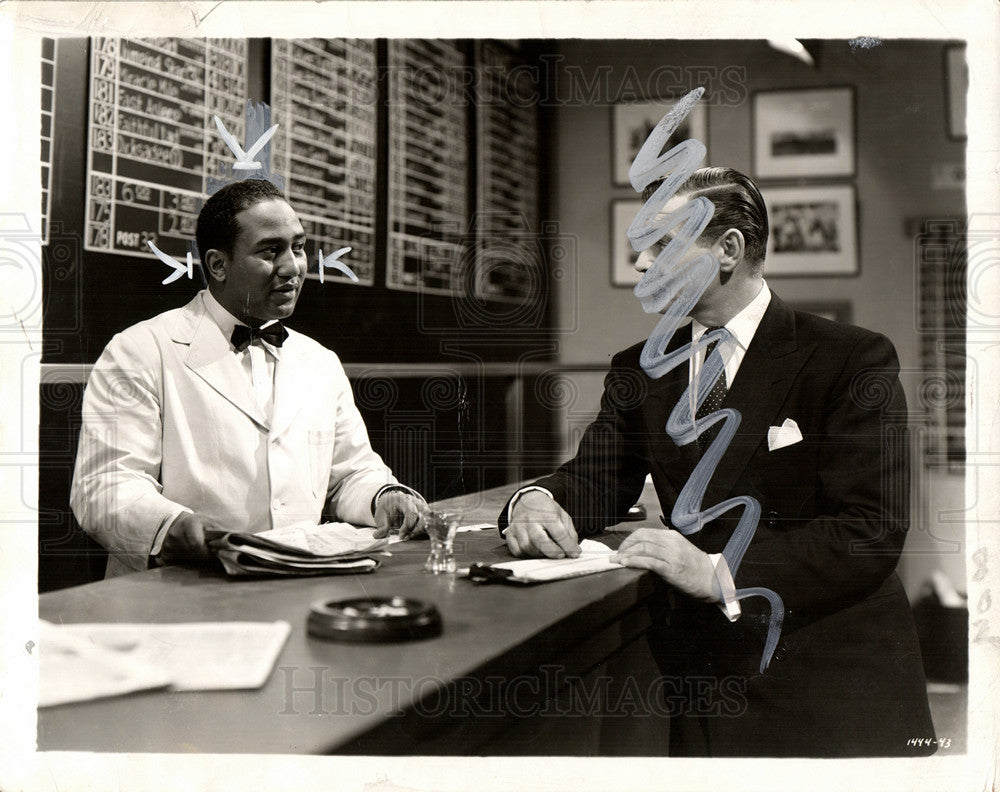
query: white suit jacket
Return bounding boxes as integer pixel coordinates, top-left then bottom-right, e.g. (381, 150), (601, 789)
(71, 291), (398, 577)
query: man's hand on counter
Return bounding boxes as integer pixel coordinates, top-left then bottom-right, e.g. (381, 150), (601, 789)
(505, 490), (581, 559)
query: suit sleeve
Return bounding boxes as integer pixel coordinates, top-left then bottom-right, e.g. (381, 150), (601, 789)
(70, 329), (190, 572)
(321, 360), (408, 526)
(499, 351), (650, 536)
(733, 332), (910, 617)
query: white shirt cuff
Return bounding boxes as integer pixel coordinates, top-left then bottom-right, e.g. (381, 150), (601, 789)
(709, 552), (741, 621)
(502, 486), (555, 535)
(149, 507), (193, 565)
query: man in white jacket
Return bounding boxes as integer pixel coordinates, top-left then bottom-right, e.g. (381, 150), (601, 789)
(72, 179), (425, 577)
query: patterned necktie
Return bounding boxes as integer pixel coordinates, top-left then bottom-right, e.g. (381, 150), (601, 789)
(230, 322), (288, 352)
(696, 327), (728, 449)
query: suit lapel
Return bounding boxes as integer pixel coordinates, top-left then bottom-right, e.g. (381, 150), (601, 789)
(704, 293), (813, 505)
(642, 322), (702, 485)
(174, 293), (270, 431)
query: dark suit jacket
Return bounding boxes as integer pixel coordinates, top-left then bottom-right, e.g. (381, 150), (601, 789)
(500, 292), (935, 757)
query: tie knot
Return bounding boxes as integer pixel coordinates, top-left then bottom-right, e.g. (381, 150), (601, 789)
(702, 326), (725, 355)
(231, 322), (288, 353)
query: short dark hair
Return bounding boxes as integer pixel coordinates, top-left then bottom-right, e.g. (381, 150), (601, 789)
(196, 179), (285, 259)
(641, 167), (769, 274)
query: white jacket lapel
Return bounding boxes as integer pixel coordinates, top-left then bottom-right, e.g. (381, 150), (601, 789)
(172, 294), (270, 430)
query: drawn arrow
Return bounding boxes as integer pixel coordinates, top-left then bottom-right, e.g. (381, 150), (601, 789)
(318, 247), (358, 284)
(148, 241), (193, 285)
(213, 115), (279, 171)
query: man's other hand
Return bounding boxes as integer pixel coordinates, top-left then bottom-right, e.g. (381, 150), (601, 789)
(159, 512), (216, 565)
(612, 528), (716, 601)
(373, 491), (426, 540)
(506, 491), (580, 558)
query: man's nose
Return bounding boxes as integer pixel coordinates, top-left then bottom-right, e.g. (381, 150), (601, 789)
(635, 249), (654, 273)
(276, 247), (304, 277)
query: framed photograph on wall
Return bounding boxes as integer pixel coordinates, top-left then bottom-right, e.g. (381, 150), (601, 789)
(612, 100), (707, 186)
(762, 184), (858, 277)
(753, 87), (855, 178)
(610, 199), (644, 286)
(945, 45), (967, 140)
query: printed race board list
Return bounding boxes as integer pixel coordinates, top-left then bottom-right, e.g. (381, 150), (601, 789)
(85, 37), (248, 261)
(270, 38), (378, 286)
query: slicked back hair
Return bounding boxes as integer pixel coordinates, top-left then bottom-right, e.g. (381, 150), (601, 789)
(641, 167), (769, 275)
(196, 179), (285, 260)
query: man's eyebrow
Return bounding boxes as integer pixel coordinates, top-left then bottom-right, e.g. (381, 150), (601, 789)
(254, 234), (306, 247)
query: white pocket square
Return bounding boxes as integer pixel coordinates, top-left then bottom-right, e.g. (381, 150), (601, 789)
(767, 418), (802, 451)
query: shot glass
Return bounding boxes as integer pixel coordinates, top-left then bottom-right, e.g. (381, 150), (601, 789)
(424, 511), (460, 574)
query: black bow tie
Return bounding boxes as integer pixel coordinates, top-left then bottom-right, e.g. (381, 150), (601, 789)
(230, 322), (288, 352)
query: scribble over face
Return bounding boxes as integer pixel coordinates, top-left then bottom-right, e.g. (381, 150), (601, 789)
(634, 192), (721, 314)
(219, 198), (308, 324)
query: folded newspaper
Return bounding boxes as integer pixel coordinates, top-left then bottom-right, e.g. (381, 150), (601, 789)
(205, 522), (389, 577)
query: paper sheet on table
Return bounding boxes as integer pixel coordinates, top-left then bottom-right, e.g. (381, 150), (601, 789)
(256, 521), (391, 553)
(39, 621), (172, 707)
(39, 620), (291, 706)
(491, 539), (622, 583)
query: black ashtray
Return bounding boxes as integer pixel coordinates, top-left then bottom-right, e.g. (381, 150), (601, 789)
(307, 596), (442, 642)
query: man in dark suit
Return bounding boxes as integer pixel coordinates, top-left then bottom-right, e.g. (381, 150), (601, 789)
(499, 167), (935, 757)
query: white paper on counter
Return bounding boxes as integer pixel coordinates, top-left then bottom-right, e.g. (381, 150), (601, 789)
(39, 620), (291, 705)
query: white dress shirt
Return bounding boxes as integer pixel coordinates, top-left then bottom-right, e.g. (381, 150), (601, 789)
(202, 289), (281, 417)
(688, 280), (771, 416)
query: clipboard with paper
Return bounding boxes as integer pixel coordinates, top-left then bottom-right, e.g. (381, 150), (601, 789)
(467, 539), (623, 584)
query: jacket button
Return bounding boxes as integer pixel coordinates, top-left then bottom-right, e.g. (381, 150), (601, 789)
(767, 510), (779, 528)
(773, 644), (788, 662)
(271, 499), (283, 511)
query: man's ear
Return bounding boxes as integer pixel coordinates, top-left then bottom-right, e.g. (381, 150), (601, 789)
(716, 229), (745, 273)
(204, 249), (228, 284)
